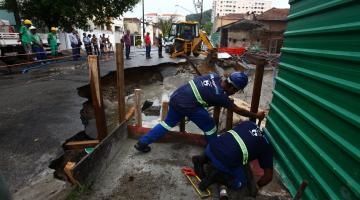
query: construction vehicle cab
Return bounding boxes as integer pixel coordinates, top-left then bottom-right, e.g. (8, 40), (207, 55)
(169, 21), (213, 58)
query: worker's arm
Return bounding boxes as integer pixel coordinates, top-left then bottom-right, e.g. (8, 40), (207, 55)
(232, 104), (266, 120)
(257, 168), (273, 188)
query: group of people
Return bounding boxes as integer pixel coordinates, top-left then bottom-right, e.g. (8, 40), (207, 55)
(122, 30), (163, 60)
(134, 71), (274, 192)
(19, 19), (58, 62)
(69, 30), (113, 61)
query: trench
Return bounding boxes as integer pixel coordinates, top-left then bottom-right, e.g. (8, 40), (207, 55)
(48, 57), (276, 184)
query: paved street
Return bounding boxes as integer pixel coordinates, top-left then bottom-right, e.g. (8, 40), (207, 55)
(0, 49), (184, 196)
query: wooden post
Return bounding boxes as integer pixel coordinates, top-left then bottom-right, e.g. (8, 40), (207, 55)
(225, 99), (234, 130)
(116, 42), (126, 123)
(180, 118), (186, 132)
(88, 55), (108, 140)
(134, 89), (142, 126)
(161, 101), (169, 121)
(213, 106), (221, 128)
(248, 55), (266, 122)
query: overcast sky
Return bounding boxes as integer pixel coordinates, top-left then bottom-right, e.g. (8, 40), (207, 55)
(124, 0), (290, 17)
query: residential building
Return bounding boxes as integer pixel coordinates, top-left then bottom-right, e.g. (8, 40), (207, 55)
(212, 0), (272, 22)
(216, 8), (289, 54)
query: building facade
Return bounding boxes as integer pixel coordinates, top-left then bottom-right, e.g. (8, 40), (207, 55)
(145, 13), (186, 24)
(212, 0), (272, 22)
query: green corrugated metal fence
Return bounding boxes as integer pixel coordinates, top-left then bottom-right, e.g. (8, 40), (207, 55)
(264, 0), (360, 199)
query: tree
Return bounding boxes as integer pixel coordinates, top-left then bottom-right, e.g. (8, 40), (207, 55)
(186, 9), (213, 34)
(158, 17), (174, 37)
(2, 0), (140, 31)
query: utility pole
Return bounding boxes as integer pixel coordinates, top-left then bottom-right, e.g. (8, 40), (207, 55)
(142, 0), (145, 39)
(199, 0), (204, 27)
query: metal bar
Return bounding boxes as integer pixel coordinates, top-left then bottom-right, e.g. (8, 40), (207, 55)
(116, 43), (126, 123)
(226, 99), (234, 130)
(180, 118), (186, 132)
(88, 55), (108, 140)
(213, 106), (221, 128)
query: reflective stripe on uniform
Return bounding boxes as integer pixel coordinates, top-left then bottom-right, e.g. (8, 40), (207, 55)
(228, 130), (248, 165)
(189, 80), (208, 107)
(160, 121), (172, 131)
(205, 126), (217, 136)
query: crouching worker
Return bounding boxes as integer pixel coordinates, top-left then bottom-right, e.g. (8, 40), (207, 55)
(134, 72), (266, 153)
(192, 121), (273, 191)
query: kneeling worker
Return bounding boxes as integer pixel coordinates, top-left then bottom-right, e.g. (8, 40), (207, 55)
(192, 121), (273, 191)
(134, 72), (266, 153)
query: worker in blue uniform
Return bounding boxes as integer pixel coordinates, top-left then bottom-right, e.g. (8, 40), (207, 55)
(192, 121), (273, 191)
(134, 72), (266, 153)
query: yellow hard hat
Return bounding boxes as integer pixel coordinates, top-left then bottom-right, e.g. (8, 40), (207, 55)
(51, 27), (57, 31)
(24, 19), (32, 25)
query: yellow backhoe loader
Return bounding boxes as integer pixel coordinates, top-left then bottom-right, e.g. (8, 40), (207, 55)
(168, 22), (214, 58)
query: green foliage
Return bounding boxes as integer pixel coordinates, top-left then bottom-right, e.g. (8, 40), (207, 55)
(158, 17), (174, 37)
(186, 9), (213, 34)
(2, 0), (140, 31)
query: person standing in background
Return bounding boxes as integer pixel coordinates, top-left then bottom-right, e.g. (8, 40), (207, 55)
(87, 34), (93, 55)
(83, 32), (92, 56)
(30, 26), (46, 61)
(100, 34), (105, 55)
(122, 30), (131, 60)
(47, 27), (58, 57)
(19, 19), (33, 61)
(69, 30), (79, 60)
(158, 33), (163, 58)
(91, 34), (100, 55)
(145, 32), (152, 59)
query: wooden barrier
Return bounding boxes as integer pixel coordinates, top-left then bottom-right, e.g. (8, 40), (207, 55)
(88, 55), (108, 140)
(116, 42), (126, 123)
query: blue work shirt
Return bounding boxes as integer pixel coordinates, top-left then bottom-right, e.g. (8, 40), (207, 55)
(170, 73), (233, 113)
(209, 121), (273, 169)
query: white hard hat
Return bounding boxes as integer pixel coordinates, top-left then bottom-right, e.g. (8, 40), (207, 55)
(29, 26), (36, 30)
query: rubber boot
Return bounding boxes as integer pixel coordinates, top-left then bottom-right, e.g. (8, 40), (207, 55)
(134, 141), (151, 153)
(192, 154), (209, 179)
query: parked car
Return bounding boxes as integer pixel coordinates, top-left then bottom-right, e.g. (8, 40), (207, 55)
(164, 36), (174, 53)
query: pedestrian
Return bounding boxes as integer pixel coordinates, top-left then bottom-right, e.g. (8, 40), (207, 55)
(76, 32), (82, 58)
(134, 72), (266, 153)
(158, 33), (163, 58)
(87, 34), (93, 55)
(100, 33), (105, 55)
(47, 27), (58, 57)
(192, 121), (273, 191)
(69, 30), (79, 60)
(91, 34), (100, 55)
(30, 26), (46, 62)
(145, 32), (152, 59)
(83, 32), (92, 56)
(122, 30), (131, 59)
(19, 19), (33, 61)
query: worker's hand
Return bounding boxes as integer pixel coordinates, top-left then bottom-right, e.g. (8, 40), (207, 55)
(256, 111), (266, 121)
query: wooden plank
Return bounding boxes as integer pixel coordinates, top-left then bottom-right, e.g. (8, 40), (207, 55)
(161, 101), (169, 121)
(116, 43), (126, 123)
(64, 162), (79, 185)
(64, 140), (100, 150)
(127, 125), (206, 147)
(213, 106), (221, 128)
(134, 89), (142, 126)
(88, 55), (108, 140)
(73, 123), (128, 185)
(226, 99), (234, 130)
(125, 106), (135, 121)
(249, 56), (266, 122)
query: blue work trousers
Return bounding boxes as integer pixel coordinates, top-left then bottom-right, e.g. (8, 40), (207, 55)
(32, 46), (46, 60)
(205, 145), (246, 189)
(140, 105), (217, 144)
(146, 45), (151, 58)
(125, 45), (131, 59)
